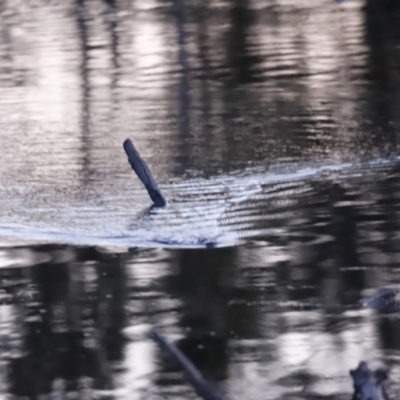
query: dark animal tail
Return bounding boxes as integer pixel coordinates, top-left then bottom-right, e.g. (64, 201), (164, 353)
(123, 139), (167, 207)
(150, 329), (225, 400)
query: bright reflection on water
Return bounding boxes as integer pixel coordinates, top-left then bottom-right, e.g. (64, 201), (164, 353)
(1, 0), (400, 399)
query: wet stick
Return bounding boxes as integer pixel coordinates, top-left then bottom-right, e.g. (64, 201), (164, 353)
(123, 139), (167, 207)
(150, 329), (225, 400)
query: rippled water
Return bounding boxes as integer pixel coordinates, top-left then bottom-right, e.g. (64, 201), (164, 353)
(1, 0), (400, 399)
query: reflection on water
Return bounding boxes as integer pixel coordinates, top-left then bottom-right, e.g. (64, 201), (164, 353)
(1, 0), (400, 399)
(1, 0), (400, 248)
(3, 188), (400, 400)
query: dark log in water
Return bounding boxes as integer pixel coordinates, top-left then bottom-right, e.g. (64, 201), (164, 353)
(123, 139), (167, 207)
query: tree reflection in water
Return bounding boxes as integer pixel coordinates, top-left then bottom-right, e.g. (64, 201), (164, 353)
(0, 0), (399, 399)
(2, 246), (126, 398)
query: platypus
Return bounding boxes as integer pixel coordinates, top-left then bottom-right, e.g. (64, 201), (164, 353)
(350, 361), (389, 400)
(150, 329), (225, 400)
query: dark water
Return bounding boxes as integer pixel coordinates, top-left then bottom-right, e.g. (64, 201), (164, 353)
(1, 0), (400, 399)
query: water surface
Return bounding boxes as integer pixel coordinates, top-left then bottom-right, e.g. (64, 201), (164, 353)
(1, 0), (400, 399)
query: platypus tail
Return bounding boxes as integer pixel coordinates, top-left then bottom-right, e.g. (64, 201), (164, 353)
(123, 139), (167, 207)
